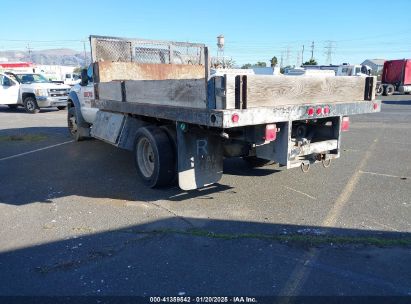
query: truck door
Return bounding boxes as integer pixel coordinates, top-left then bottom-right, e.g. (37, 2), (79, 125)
(0, 75), (19, 105)
(78, 66), (98, 123)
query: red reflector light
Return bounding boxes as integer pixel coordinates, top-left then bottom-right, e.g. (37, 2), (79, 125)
(307, 107), (314, 116)
(265, 124), (277, 142)
(373, 103), (378, 110)
(342, 116), (350, 132)
(324, 106), (330, 114)
(316, 107), (323, 115)
(231, 113), (239, 123)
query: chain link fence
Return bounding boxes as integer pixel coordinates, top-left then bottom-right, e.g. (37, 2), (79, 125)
(91, 36), (206, 65)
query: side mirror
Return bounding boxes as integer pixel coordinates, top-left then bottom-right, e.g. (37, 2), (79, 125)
(80, 69), (89, 86)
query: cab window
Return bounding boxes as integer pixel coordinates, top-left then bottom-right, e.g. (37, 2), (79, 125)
(1, 75), (14, 86)
(87, 65), (93, 82)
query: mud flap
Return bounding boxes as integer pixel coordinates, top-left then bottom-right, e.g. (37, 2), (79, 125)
(177, 124), (223, 190)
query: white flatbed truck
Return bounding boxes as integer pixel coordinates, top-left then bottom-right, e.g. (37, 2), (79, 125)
(67, 35), (380, 190)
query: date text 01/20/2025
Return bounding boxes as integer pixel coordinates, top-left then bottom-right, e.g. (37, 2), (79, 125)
(149, 296), (257, 303)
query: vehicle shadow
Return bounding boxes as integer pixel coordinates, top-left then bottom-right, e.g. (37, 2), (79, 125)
(223, 158), (281, 177)
(382, 99), (411, 105)
(0, 105), (62, 113)
(0, 127), (243, 205)
(0, 217), (410, 296)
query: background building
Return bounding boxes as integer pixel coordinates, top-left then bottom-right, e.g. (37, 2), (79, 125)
(361, 59), (385, 74)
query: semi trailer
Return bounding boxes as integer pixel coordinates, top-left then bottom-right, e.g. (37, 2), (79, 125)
(377, 59), (411, 96)
(67, 35), (380, 190)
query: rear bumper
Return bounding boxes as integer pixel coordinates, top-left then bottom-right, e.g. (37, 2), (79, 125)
(219, 100), (382, 128)
(37, 96), (68, 108)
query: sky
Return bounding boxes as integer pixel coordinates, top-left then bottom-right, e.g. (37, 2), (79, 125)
(1, 0), (411, 66)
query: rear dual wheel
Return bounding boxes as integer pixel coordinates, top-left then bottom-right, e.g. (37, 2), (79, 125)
(383, 84), (395, 96)
(134, 126), (176, 188)
(375, 84), (383, 96)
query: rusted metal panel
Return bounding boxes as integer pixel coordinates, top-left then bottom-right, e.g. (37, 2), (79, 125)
(124, 79), (206, 108)
(96, 62), (205, 82)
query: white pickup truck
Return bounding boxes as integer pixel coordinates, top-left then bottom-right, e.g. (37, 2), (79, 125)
(0, 72), (71, 113)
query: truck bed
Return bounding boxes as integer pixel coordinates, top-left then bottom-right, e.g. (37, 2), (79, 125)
(90, 35), (379, 127)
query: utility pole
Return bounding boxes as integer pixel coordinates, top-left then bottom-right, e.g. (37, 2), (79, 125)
(324, 40), (336, 65)
(26, 43), (33, 62)
(301, 45), (304, 65)
(310, 41), (314, 60)
(296, 51), (300, 68)
(280, 51), (284, 68)
(285, 47), (291, 67)
(82, 39), (87, 67)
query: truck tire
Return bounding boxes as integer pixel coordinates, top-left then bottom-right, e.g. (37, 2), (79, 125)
(68, 107), (85, 141)
(243, 156), (275, 167)
(134, 126), (176, 188)
(57, 106), (67, 110)
(384, 84), (395, 96)
(375, 84), (383, 96)
(23, 96), (40, 114)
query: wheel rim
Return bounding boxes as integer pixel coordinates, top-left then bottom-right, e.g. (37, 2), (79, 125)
(68, 111), (78, 135)
(137, 137), (155, 178)
(26, 100), (35, 111)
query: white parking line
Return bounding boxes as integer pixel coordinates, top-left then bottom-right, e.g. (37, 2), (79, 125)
(359, 170), (410, 180)
(0, 140), (74, 162)
(279, 138), (380, 298)
(282, 185), (317, 200)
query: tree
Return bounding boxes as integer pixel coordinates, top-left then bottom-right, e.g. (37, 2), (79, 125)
(280, 65), (292, 74)
(73, 66), (85, 74)
(241, 61), (267, 69)
(212, 57), (236, 69)
(270, 56), (278, 67)
(303, 59), (318, 65)
(241, 63), (252, 69)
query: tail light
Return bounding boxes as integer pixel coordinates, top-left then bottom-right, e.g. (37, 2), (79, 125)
(231, 113), (239, 123)
(342, 116), (350, 132)
(307, 107), (314, 116)
(316, 107), (323, 115)
(373, 103), (378, 110)
(324, 106), (330, 115)
(264, 124), (277, 142)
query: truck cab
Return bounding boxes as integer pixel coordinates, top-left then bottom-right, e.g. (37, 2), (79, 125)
(336, 64), (371, 77)
(64, 73), (81, 86)
(0, 72), (71, 113)
(68, 65), (98, 125)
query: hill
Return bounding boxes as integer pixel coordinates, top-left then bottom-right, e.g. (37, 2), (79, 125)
(0, 48), (89, 66)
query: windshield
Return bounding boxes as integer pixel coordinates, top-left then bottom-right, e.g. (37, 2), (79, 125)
(16, 74), (50, 84)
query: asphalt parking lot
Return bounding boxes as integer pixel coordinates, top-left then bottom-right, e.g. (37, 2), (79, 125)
(0, 96), (410, 297)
